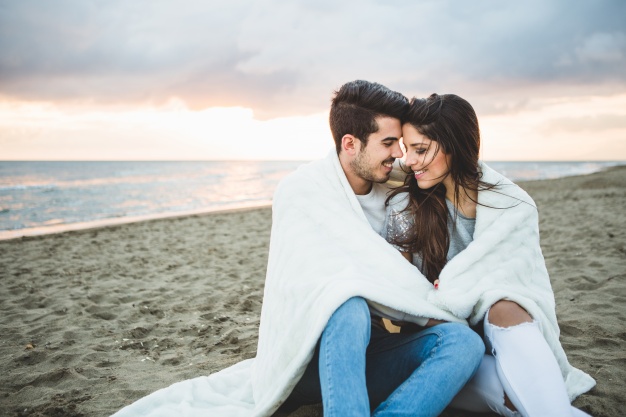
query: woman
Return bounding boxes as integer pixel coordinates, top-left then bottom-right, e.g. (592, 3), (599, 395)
(385, 94), (595, 416)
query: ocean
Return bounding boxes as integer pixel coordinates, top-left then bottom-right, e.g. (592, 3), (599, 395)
(0, 160), (623, 239)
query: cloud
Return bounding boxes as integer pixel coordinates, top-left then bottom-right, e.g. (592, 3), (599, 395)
(575, 32), (626, 63)
(540, 113), (626, 134)
(0, 0), (625, 118)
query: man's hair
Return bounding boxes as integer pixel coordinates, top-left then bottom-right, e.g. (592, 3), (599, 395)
(329, 80), (408, 153)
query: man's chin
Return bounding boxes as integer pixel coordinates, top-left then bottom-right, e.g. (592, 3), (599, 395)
(373, 173), (392, 183)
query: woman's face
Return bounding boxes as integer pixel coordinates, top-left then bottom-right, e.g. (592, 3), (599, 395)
(402, 124), (452, 190)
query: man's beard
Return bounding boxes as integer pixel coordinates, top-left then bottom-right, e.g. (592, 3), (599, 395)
(350, 149), (393, 184)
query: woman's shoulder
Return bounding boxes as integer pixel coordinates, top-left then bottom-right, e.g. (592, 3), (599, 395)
(478, 161), (536, 209)
(387, 190), (411, 213)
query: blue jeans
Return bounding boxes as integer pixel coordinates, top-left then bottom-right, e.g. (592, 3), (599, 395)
(280, 297), (485, 417)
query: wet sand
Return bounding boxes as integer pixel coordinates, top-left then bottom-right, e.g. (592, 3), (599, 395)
(1, 166), (624, 417)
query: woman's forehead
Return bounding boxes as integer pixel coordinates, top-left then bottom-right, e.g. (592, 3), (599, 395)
(403, 131), (433, 147)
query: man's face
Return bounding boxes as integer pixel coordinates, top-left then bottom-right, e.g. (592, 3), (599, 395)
(350, 116), (403, 185)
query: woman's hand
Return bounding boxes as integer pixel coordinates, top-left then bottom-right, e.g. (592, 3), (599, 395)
(426, 280), (445, 326)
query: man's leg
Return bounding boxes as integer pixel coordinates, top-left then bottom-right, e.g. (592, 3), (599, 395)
(318, 296), (371, 416)
(281, 302), (484, 416)
(279, 297), (372, 415)
(366, 322), (484, 417)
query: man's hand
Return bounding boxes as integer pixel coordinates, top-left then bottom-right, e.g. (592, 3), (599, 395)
(425, 318), (447, 327)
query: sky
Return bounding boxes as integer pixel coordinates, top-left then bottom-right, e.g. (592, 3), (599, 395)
(1, 0), (625, 161)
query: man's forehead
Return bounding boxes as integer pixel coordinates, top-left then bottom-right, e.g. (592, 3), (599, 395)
(371, 116), (401, 138)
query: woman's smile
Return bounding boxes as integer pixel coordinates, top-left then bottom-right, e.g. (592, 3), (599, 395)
(413, 169), (427, 179)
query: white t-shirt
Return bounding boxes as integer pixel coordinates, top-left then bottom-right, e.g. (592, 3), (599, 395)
(355, 182), (391, 236)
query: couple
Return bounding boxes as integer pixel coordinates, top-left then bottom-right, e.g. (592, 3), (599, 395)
(267, 80), (594, 417)
(111, 81), (594, 417)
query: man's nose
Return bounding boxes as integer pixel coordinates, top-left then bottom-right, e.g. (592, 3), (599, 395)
(391, 142), (403, 158)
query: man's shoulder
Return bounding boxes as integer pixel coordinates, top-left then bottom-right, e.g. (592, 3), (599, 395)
(274, 155), (334, 201)
(278, 156), (319, 179)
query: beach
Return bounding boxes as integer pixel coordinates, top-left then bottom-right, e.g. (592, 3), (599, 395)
(1, 166), (625, 417)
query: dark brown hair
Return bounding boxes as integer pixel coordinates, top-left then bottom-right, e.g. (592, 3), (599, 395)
(329, 80), (408, 153)
(388, 93), (494, 282)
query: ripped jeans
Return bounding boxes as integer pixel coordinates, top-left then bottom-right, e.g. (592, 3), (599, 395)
(450, 313), (591, 417)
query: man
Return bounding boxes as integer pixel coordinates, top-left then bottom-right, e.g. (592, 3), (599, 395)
(273, 80), (485, 416)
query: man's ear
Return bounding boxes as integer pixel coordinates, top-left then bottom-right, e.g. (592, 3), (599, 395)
(341, 134), (360, 156)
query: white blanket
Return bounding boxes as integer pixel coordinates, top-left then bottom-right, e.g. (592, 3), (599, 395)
(113, 151), (462, 417)
(428, 162), (595, 400)
(112, 153), (594, 416)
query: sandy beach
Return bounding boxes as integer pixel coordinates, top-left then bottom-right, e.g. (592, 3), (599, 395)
(1, 166), (625, 417)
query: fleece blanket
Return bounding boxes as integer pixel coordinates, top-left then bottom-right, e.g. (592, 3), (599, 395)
(428, 162), (596, 400)
(112, 151), (463, 417)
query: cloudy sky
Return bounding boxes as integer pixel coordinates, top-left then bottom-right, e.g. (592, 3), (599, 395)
(1, 0), (625, 160)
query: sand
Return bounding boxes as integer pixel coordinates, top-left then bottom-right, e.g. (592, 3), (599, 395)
(1, 166), (625, 417)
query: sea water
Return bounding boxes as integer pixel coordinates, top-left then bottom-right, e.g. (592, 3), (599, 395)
(0, 160), (622, 239)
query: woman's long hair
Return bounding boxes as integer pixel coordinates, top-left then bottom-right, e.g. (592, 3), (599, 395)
(388, 93), (495, 282)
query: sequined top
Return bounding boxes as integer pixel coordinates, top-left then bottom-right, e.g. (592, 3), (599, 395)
(384, 193), (476, 274)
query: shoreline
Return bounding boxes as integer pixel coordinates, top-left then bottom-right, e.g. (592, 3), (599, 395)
(0, 200), (272, 241)
(2, 164), (624, 242)
(0, 166), (624, 416)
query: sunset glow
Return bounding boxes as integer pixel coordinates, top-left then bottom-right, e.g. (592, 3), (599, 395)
(0, 1), (624, 161)
(2, 93), (624, 161)
(0, 99), (331, 160)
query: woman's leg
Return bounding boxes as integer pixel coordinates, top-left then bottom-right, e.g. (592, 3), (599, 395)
(449, 354), (519, 417)
(485, 300), (590, 417)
